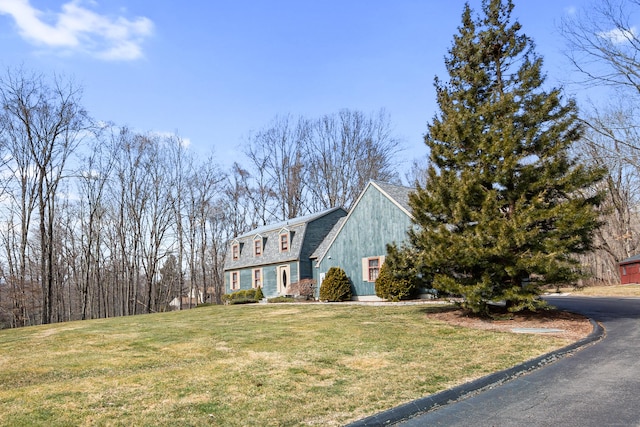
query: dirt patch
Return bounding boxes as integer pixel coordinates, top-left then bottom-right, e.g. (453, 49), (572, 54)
(426, 307), (594, 341)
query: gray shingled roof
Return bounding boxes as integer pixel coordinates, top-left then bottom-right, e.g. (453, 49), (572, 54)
(224, 207), (345, 270)
(234, 207), (342, 239)
(371, 180), (414, 214)
(620, 254), (640, 265)
(310, 216), (346, 260)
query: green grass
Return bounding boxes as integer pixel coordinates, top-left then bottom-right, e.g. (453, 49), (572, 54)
(0, 304), (572, 426)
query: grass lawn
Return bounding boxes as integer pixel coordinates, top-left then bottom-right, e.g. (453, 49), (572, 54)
(555, 284), (640, 297)
(0, 303), (574, 426)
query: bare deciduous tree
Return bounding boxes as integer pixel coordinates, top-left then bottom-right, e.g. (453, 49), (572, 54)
(223, 163), (254, 237)
(562, 1), (640, 281)
(246, 115), (309, 221)
(241, 109), (402, 219)
(575, 104), (640, 282)
(562, 0), (640, 94)
(183, 156), (225, 307)
(306, 109), (401, 211)
(0, 68), (89, 324)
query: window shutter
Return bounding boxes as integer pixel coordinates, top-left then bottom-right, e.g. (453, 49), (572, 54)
(362, 258), (369, 282)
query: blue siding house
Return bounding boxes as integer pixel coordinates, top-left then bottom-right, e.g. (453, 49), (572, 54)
(311, 181), (414, 300)
(223, 207), (347, 298)
(224, 181), (416, 300)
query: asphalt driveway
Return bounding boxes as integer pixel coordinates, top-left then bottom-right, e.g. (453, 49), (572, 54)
(350, 296), (640, 427)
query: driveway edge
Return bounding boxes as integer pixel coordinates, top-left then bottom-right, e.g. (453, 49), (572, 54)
(346, 318), (605, 427)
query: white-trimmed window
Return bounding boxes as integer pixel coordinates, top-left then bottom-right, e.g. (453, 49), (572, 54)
(254, 237), (262, 257)
(280, 232), (289, 252)
(231, 243), (240, 260)
(253, 268), (262, 288)
(231, 271), (240, 290)
(368, 258), (380, 282)
(362, 256), (385, 282)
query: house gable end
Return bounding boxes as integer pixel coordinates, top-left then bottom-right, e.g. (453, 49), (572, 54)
(314, 181), (415, 297)
(314, 181), (414, 266)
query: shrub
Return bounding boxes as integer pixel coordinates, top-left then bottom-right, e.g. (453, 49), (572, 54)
(254, 286), (264, 301)
(289, 279), (316, 299)
(223, 289), (259, 304)
(319, 267), (352, 302)
(375, 263), (417, 302)
(228, 297), (256, 305)
(267, 296), (295, 303)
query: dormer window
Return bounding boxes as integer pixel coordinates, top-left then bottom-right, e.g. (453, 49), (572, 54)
(254, 236), (263, 257)
(280, 230), (289, 252)
(231, 242), (240, 260)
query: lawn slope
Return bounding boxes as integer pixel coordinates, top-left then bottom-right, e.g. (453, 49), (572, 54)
(0, 304), (572, 426)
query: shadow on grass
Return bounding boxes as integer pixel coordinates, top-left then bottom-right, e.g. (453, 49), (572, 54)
(417, 305), (461, 315)
(416, 303), (586, 323)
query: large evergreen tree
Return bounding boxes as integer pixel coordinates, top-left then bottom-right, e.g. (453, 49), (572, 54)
(405, 0), (604, 315)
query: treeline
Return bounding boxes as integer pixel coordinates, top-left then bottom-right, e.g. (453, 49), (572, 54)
(0, 68), (402, 328)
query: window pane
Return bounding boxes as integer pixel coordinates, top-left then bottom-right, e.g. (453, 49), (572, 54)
(254, 270), (261, 288)
(368, 258), (380, 282)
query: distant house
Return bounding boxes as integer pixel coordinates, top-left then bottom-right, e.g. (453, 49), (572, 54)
(223, 207), (347, 298)
(312, 181), (415, 300)
(169, 288), (203, 310)
(619, 255), (640, 284)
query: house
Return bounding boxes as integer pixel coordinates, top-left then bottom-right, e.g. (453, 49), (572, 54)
(169, 288), (203, 310)
(311, 181), (415, 300)
(619, 255), (640, 284)
(223, 207), (347, 298)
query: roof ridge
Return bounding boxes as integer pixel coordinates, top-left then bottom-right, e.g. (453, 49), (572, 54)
(234, 206), (345, 239)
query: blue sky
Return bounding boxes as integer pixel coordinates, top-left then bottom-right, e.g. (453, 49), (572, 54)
(0, 0), (595, 169)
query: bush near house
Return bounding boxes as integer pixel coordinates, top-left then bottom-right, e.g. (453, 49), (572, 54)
(375, 263), (417, 302)
(289, 279), (316, 300)
(319, 267), (352, 302)
(267, 296), (295, 303)
(223, 288), (262, 304)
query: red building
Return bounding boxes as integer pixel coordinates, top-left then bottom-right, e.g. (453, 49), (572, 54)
(619, 255), (640, 284)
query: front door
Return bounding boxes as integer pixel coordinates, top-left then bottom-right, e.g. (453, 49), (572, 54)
(277, 265), (290, 295)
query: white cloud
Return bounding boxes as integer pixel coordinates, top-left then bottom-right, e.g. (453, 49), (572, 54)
(0, 0), (153, 60)
(150, 131), (192, 148)
(598, 27), (637, 45)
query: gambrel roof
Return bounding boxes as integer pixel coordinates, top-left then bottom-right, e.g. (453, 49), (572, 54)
(224, 207), (347, 270)
(233, 208), (344, 240)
